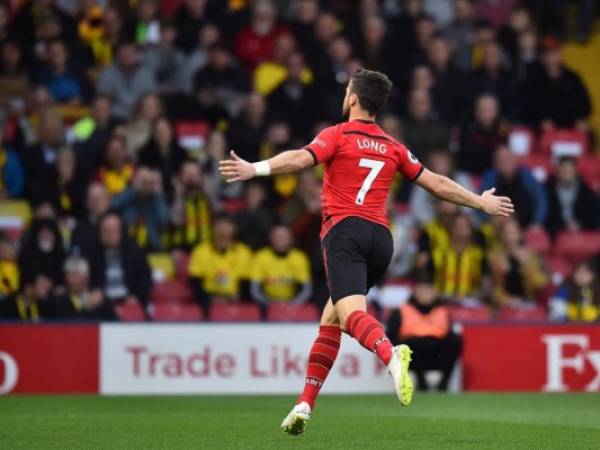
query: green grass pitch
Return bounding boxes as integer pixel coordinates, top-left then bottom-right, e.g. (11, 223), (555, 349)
(1, 394), (599, 449)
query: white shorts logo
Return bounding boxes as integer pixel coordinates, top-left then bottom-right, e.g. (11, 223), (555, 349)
(0, 351), (19, 394)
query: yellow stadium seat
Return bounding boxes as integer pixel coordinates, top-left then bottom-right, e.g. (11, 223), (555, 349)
(148, 253), (176, 282)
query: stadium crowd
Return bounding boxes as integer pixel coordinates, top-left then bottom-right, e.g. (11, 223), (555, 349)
(0, 0), (599, 324)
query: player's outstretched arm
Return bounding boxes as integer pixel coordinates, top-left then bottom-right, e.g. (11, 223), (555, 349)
(415, 169), (514, 217)
(219, 150), (314, 182)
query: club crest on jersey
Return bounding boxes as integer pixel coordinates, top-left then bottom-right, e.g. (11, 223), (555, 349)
(356, 138), (387, 154)
(408, 151), (419, 163)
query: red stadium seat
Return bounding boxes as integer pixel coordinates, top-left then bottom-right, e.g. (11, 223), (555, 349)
(115, 303), (147, 322)
(174, 120), (211, 151)
(267, 303), (319, 322)
(554, 231), (600, 264)
(539, 128), (589, 157)
(524, 227), (551, 256)
(211, 303), (262, 322)
(448, 305), (492, 323)
(152, 303), (203, 321)
(496, 305), (547, 322)
(150, 280), (194, 304)
(176, 253), (191, 281)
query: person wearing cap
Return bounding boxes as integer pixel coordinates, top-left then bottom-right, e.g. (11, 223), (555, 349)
(386, 269), (462, 391)
(545, 156), (600, 237)
(522, 36), (591, 130)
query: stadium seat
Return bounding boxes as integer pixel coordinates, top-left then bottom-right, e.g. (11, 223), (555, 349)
(150, 280), (194, 304)
(577, 154), (600, 192)
(175, 252), (191, 280)
(267, 303), (319, 322)
(508, 126), (537, 156)
(174, 120), (211, 152)
(554, 230), (600, 264)
(524, 227), (551, 256)
(148, 253), (176, 282)
(519, 154), (552, 183)
(211, 303), (262, 322)
(0, 200), (32, 239)
(539, 128), (589, 158)
(152, 303), (203, 321)
(115, 303), (147, 322)
(448, 305), (492, 323)
(496, 305), (547, 322)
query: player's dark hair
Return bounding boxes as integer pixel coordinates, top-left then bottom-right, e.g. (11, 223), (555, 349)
(349, 69), (393, 116)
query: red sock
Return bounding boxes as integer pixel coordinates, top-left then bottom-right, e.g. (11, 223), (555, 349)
(297, 325), (341, 409)
(345, 310), (393, 365)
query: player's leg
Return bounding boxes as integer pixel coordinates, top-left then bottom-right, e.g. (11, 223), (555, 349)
(281, 300), (341, 435)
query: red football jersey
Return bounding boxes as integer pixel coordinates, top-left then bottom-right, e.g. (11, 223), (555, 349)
(304, 119), (424, 238)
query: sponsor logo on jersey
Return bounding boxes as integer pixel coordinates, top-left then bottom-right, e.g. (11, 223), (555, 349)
(408, 151), (419, 164)
(356, 138), (387, 154)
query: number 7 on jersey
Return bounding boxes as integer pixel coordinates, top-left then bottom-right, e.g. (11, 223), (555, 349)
(355, 158), (385, 205)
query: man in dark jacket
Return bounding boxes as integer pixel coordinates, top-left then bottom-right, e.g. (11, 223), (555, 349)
(386, 269), (462, 391)
(88, 212), (152, 308)
(545, 157), (600, 236)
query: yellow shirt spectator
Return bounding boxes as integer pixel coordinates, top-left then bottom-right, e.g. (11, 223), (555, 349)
(251, 247), (311, 302)
(188, 242), (252, 297)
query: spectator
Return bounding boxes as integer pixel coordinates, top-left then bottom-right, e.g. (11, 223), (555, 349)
(96, 135), (134, 197)
(0, 41), (31, 108)
(55, 147), (87, 217)
(497, 6), (534, 65)
(188, 215), (253, 315)
(410, 150), (474, 226)
(181, 23), (221, 93)
(37, 39), (83, 104)
(0, 123), (24, 198)
(174, 0), (213, 53)
(549, 259), (599, 323)
(124, 93), (163, 157)
(430, 214), (489, 303)
(545, 0), (594, 43)
(18, 218), (66, 295)
(228, 93), (267, 163)
(46, 256), (116, 320)
(250, 224), (312, 305)
(267, 52), (320, 142)
(193, 42), (250, 118)
(468, 42), (518, 119)
(236, 180), (276, 250)
(89, 212), (152, 308)
(72, 182), (110, 258)
(387, 197), (417, 278)
(523, 37), (591, 130)
(126, 0), (160, 46)
(73, 94), (118, 173)
(170, 160), (213, 251)
(137, 117), (187, 200)
(0, 233), (19, 303)
(97, 42), (157, 119)
(545, 157), (600, 237)
(233, 0), (289, 71)
(480, 145), (547, 229)
(457, 93), (508, 175)
(358, 15), (397, 81)
(443, 0), (477, 71)
(400, 89), (449, 161)
(253, 32), (299, 96)
(416, 200), (459, 266)
(514, 26), (539, 83)
(142, 21), (186, 94)
(111, 167), (169, 251)
(22, 110), (64, 207)
(427, 36), (466, 123)
(386, 269), (462, 391)
(489, 219), (548, 306)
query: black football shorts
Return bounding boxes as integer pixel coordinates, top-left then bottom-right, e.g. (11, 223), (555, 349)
(322, 216), (393, 304)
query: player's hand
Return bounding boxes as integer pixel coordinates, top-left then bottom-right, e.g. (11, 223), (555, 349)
(480, 188), (514, 217)
(218, 150), (255, 183)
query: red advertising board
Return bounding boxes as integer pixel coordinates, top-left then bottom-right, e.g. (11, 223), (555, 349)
(462, 324), (600, 392)
(0, 325), (98, 394)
